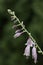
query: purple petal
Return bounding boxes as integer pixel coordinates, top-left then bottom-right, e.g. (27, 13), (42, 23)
(14, 32), (23, 38)
(32, 47), (37, 64)
(24, 45), (30, 57)
(25, 38), (35, 47)
(15, 29), (21, 33)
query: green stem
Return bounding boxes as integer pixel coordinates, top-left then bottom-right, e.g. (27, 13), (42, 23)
(8, 9), (43, 55)
(15, 16), (43, 55)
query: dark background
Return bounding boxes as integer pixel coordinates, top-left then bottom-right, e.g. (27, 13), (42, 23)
(0, 0), (43, 65)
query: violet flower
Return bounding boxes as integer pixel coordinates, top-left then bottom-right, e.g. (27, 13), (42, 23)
(24, 45), (30, 58)
(24, 38), (37, 63)
(25, 38), (35, 47)
(15, 29), (21, 33)
(14, 32), (24, 38)
(24, 38), (34, 58)
(32, 46), (37, 64)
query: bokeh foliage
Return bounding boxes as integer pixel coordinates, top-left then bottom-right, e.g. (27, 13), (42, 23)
(0, 0), (43, 65)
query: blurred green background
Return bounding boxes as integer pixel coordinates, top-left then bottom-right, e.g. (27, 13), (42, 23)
(0, 0), (43, 65)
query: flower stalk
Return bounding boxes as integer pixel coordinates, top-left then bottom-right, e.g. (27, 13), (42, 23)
(7, 9), (43, 55)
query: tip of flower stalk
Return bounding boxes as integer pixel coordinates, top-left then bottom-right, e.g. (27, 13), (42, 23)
(7, 9), (15, 15)
(7, 9), (11, 12)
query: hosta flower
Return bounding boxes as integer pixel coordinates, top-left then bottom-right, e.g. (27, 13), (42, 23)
(32, 47), (37, 64)
(15, 29), (21, 33)
(25, 38), (35, 47)
(24, 38), (37, 63)
(24, 38), (34, 58)
(14, 32), (23, 38)
(24, 45), (30, 58)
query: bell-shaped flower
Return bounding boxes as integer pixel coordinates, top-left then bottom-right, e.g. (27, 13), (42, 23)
(13, 31), (24, 38)
(25, 38), (35, 47)
(32, 46), (37, 64)
(24, 45), (30, 58)
(15, 29), (21, 33)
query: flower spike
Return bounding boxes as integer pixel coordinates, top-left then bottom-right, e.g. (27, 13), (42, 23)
(8, 9), (43, 64)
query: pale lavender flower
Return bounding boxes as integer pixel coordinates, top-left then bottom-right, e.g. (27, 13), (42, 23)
(24, 38), (34, 57)
(15, 29), (21, 33)
(32, 47), (37, 64)
(15, 28), (23, 33)
(24, 37), (37, 63)
(25, 38), (35, 47)
(24, 45), (30, 58)
(13, 32), (23, 38)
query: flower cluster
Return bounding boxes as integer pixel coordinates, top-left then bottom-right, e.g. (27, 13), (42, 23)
(7, 9), (43, 64)
(7, 9), (37, 63)
(24, 38), (37, 64)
